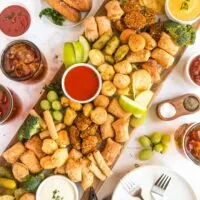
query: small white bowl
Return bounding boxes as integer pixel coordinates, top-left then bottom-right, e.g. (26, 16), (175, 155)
(62, 63), (102, 104)
(36, 175), (78, 200)
(185, 53), (200, 88)
(165, 0), (200, 25)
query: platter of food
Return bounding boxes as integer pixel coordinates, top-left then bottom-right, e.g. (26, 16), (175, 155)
(0, 0), (200, 199)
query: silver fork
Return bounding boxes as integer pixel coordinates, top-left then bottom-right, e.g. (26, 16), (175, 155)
(151, 174), (171, 200)
(121, 178), (144, 200)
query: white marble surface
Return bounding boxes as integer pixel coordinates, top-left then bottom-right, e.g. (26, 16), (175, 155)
(0, 0), (200, 199)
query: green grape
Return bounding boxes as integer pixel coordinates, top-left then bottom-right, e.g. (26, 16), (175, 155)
(47, 90), (58, 102)
(40, 99), (51, 110)
(161, 134), (171, 145)
(53, 111), (63, 121)
(150, 132), (162, 144)
(161, 144), (169, 154)
(52, 100), (62, 111)
(138, 136), (152, 148)
(138, 149), (153, 161)
(154, 144), (163, 153)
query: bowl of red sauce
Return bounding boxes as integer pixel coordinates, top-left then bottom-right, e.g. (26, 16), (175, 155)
(185, 54), (200, 87)
(0, 84), (14, 125)
(0, 4), (31, 38)
(62, 64), (102, 104)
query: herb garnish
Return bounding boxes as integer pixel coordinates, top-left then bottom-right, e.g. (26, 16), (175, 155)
(39, 8), (65, 26)
(180, 0), (190, 10)
(52, 189), (64, 200)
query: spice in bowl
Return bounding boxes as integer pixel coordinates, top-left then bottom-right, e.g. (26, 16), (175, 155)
(159, 102), (176, 119)
(183, 96), (200, 112)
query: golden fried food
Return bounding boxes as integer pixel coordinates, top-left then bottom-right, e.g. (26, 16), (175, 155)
(151, 48), (175, 68)
(108, 98), (131, 118)
(114, 45), (130, 62)
(89, 162), (106, 181)
(89, 49), (105, 66)
(69, 126), (81, 150)
(158, 32), (179, 56)
(3, 142), (26, 164)
(82, 136), (98, 155)
(129, 34), (146, 52)
(25, 136), (45, 159)
(94, 95), (110, 108)
(74, 115), (92, 131)
(64, 108), (77, 126)
(54, 164), (66, 175)
(112, 117), (130, 143)
(104, 36), (120, 56)
(142, 59), (160, 83)
(69, 101), (82, 111)
(120, 29), (135, 44)
(81, 124), (99, 139)
(66, 159), (82, 182)
(42, 139), (58, 155)
(100, 114), (115, 140)
(98, 64), (115, 81)
(20, 150), (41, 173)
(96, 16), (112, 36)
(101, 81), (117, 97)
(90, 107), (108, 125)
(83, 103), (93, 117)
(143, 7), (156, 25)
(84, 16), (99, 42)
(114, 60), (132, 74)
(114, 19), (127, 32)
(45, 0), (81, 22)
(12, 162), (29, 182)
(63, 0), (92, 12)
(87, 154), (97, 165)
(102, 138), (122, 166)
(127, 49), (151, 63)
(68, 149), (83, 160)
(113, 73), (131, 89)
(122, 0), (141, 13)
(19, 193), (35, 200)
(56, 130), (70, 148)
(51, 148), (68, 168)
(117, 87), (131, 96)
(141, 0), (165, 13)
(140, 32), (157, 50)
(40, 156), (57, 169)
(60, 96), (70, 107)
(105, 0), (124, 21)
(81, 168), (94, 191)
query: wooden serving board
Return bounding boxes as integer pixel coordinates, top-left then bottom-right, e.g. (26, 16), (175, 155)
(0, 1), (200, 199)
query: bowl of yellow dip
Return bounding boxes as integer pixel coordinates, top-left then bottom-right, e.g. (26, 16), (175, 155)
(165, 0), (200, 24)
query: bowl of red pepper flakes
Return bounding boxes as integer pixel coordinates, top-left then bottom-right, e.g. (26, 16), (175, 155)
(0, 4), (31, 37)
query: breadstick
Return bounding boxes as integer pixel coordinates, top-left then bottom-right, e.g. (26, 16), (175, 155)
(93, 151), (112, 177)
(39, 123), (66, 139)
(29, 109), (47, 130)
(89, 162), (106, 181)
(43, 110), (58, 140)
(87, 153), (97, 165)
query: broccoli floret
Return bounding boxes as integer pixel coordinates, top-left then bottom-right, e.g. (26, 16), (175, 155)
(18, 115), (41, 141)
(21, 173), (44, 192)
(164, 20), (196, 46)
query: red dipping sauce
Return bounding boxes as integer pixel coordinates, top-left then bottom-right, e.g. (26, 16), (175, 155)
(189, 55), (200, 86)
(0, 5), (31, 37)
(63, 66), (100, 102)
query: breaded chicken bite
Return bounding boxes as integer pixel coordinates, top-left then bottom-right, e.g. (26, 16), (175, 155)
(12, 162), (29, 182)
(69, 126), (81, 150)
(19, 193), (35, 200)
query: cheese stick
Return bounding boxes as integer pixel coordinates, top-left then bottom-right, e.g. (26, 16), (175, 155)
(43, 110), (58, 140)
(45, 0), (81, 22)
(89, 162), (106, 181)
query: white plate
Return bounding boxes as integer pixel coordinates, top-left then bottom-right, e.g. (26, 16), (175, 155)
(40, 0), (92, 29)
(112, 165), (197, 200)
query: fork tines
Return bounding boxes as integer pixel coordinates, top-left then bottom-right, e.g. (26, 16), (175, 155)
(155, 174), (171, 190)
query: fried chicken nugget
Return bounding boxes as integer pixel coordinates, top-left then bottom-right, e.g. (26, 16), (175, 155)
(66, 159), (82, 182)
(19, 193), (35, 200)
(69, 126), (81, 150)
(82, 136), (98, 155)
(56, 130), (70, 148)
(12, 162), (29, 182)
(3, 142), (26, 164)
(74, 115), (92, 131)
(20, 150), (42, 173)
(90, 107), (108, 125)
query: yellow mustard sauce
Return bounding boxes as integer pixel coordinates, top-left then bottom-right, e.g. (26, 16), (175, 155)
(168, 0), (200, 21)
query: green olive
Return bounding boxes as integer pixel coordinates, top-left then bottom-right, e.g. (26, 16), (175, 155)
(161, 134), (171, 145)
(138, 136), (152, 148)
(138, 149), (153, 161)
(150, 132), (162, 144)
(154, 144), (164, 153)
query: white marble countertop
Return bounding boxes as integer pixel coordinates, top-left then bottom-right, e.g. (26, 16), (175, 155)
(0, 0), (200, 199)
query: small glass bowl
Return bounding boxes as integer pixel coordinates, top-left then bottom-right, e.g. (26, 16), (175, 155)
(0, 40), (44, 82)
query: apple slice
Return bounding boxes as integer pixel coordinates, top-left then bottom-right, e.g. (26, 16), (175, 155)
(119, 95), (147, 115)
(135, 90), (154, 107)
(63, 42), (76, 68)
(130, 112), (147, 128)
(79, 35), (91, 63)
(72, 41), (84, 63)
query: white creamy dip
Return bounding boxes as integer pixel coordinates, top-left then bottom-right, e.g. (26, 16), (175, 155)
(36, 175), (78, 200)
(159, 103), (176, 119)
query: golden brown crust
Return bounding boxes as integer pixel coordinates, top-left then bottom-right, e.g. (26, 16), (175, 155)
(63, 0), (92, 12)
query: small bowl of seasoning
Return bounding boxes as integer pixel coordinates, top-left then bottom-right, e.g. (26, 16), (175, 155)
(0, 3), (31, 38)
(157, 94), (200, 121)
(185, 53), (200, 87)
(1, 40), (45, 82)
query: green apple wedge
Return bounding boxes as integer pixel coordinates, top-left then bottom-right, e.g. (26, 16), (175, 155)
(135, 90), (154, 107)
(130, 112), (147, 128)
(63, 42), (76, 68)
(72, 41), (84, 63)
(79, 36), (91, 63)
(119, 95), (147, 115)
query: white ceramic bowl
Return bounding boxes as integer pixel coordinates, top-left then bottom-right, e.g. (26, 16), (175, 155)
(165, 0), (200, 25)
(62, 63), (102, 104)
(36, 175), (78, 200)
(185, 53), (200, 88)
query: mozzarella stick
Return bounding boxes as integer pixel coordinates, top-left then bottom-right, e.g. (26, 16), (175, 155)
(29, 109), (47, 130)
(43, 110), (58, 140)
(89, 162), (106, 181)
(93, 151), (113, 177)
(39, 123), (66, 139)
